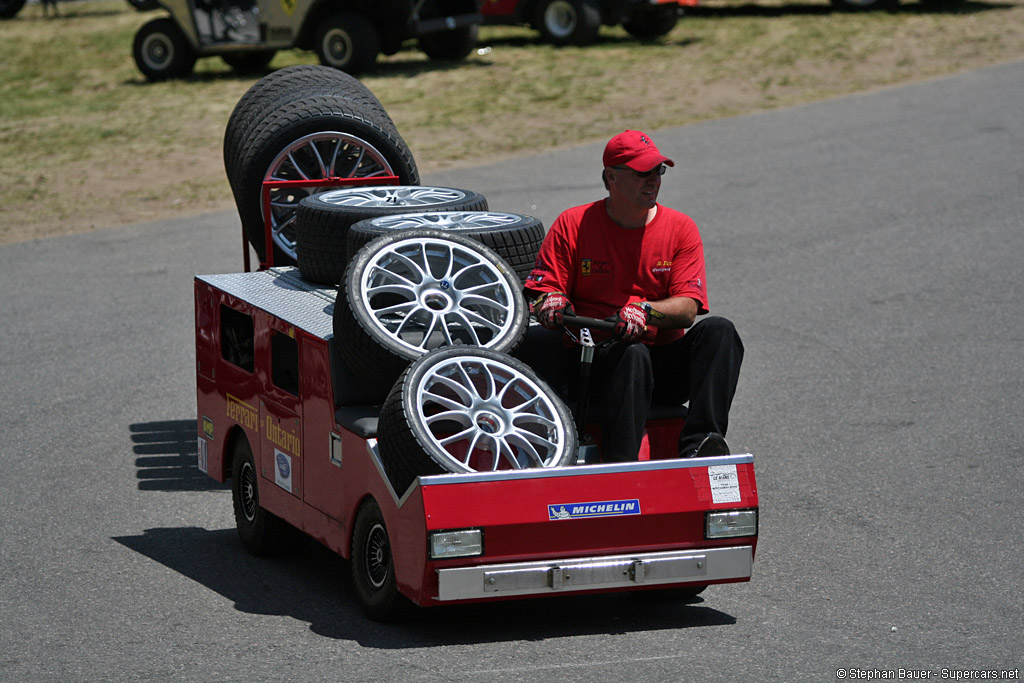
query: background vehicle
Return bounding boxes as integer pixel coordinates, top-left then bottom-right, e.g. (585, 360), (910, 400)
(480, 0), (692, 44)
(132, 0), (482, 80)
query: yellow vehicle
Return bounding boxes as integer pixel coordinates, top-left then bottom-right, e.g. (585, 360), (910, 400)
(132, 0), (482, 79)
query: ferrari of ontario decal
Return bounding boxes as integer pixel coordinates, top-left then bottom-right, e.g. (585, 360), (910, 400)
(548, 499), (641, 521)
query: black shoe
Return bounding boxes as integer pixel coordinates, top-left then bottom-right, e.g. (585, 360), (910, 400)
(680, 433), (730, 459)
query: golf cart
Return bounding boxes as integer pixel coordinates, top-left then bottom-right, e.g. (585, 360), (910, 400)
(132, 0), (482, 80)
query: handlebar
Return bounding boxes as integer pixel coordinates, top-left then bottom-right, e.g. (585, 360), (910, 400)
(561, 312), (618, 333)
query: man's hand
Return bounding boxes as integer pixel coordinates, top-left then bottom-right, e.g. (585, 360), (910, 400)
(536, 292), (575, 330)
(608, 303), (649, 342)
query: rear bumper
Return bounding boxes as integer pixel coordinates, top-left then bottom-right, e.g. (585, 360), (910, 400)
(436, 545), (752, 601)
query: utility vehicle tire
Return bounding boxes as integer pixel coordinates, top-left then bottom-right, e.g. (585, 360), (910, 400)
(126, 0), (160, 10)
(829, 0), (898, 9)
(0, 0), (26, 17)
(316, 11), (380, 75)
(133, 18), (197, 81)
(236, 97), (418, 265)
(377, 346), (578, 495)
(346, 211), (544, 284)
(231, 437), (305, 556)
(418, 25), (479, 61)
(223, 65), (394, 190)
(351, 498), (410, 621)
(294, 187), (488, 285)
(221, 50), (277, 75)
(622, 7), (679, 39)
(334, 229), (528, 401)
(534, 0), (601, 46)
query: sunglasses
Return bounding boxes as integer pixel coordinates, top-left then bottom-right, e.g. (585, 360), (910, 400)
(614, 164), (668, 178)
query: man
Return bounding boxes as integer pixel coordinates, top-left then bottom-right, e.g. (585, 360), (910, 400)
(524, 130), (743, 461)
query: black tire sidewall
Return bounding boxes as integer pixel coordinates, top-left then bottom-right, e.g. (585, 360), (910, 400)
(296, 187), (488, 285)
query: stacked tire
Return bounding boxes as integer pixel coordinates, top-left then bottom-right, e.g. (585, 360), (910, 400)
(331, 228), (577, 491)
(223, 65), (419, 266)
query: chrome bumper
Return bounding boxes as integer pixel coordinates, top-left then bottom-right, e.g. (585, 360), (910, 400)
(435, 545), (752, 601)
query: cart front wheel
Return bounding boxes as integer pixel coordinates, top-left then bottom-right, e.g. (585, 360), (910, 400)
(133, 18), (196, 81)
(351, 498), (408, 621)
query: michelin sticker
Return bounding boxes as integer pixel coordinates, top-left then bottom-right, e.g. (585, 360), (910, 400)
(275, 449), (293, 493)
(548, 499), (641, 521)
(708, 464), (741, 504)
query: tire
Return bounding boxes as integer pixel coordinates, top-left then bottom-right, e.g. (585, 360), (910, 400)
(230, 437), (305, 556)
(221, 50), (277, 75)
(126, 0), (160, 11)
(132, 18), (197, 81)
(534, 0), (601, 46)
(235, 97), (419, 265)
(830, 0), (898, 10)
(418, 25), (479, 61)
(346, 211), (544, 285)
(622, 7), (679, 40)
(334, 229), (528, 400)
(315, 11), (380, 75)
(377, 346), (578, 495)
(223, 65), (395, 192)
(295, 187), (488, 285)
(351, 498), (409, 621)
(0, 0), (26, 18)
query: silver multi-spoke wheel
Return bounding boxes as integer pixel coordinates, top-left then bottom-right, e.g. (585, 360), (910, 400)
(357, 235), (517, 354)
(262, 132), (395, 260)
(315, 186), (469, 209)
(412, 354), (572, 474)
(364, 211), (524, 231)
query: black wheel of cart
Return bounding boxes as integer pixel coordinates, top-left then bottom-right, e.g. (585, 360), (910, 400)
(315, 11), (380, 75)
(622, 7), (679, 40)
(377, 346), (578, 495)
(346, 211), (544, 285)
(230, 437), (305, 556)
(335, 229), (528, 400)
(0, 0), (27, 19)
(235, 97), (419, 266)
(418, 25), (479, 61)
(221, 50), (277, 75)
(295, 187), (488, 285)
(351, 498), (409, 621)
(132, 18), (197, 81)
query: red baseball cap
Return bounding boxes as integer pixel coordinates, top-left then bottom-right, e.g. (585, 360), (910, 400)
(603, 130), (675, 172)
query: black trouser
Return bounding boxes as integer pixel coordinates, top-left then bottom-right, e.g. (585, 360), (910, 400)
(567, 316), (744, 462)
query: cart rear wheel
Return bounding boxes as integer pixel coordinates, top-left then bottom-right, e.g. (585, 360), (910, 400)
(351, 498), (408, 621)
(132, 18), (196, 81)
(295, 187), (488, 285)
(378, 346), (578, 494)
(230, 437), (304, 556)
(335, 229), (528, 400)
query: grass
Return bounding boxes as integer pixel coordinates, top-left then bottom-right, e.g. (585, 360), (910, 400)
(0, 0), (1022, 243)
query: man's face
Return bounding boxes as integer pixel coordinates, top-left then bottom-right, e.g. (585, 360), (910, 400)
(607, 164), (664, 211)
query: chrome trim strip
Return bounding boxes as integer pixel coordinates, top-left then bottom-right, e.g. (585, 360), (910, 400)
(435, 545), (753, 601)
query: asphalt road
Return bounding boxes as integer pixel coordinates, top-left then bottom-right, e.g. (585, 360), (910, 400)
(1, 59), (1021, 682)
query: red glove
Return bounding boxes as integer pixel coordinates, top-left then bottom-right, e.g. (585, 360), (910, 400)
(607, 303), (649, 342)
(536, 292), (575, 330)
